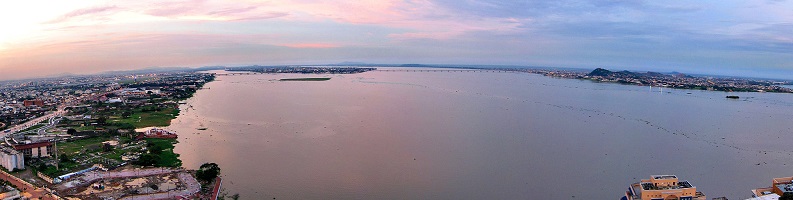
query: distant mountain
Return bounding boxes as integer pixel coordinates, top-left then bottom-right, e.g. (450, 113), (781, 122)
(99, 66), (225, 75)
(588, 68), (615, 76)
(587, 68), (668, 78)
(45, 72), (79, 78)
(645, 71), (664, 77)
(100, 67), (189, 75)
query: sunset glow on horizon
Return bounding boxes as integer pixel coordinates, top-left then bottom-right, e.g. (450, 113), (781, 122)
(1, 0), (793, 80)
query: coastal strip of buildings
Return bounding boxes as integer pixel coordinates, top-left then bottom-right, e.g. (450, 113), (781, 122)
(622, 175), (793, 200)
(623, 175), (706, 200)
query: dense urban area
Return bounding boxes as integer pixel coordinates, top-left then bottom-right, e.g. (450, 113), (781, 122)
(519, 67), (793, 93)
(0, 70), (224, 199)
(0, 66), (790, 199)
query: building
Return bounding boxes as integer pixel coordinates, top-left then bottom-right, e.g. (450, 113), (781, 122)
(13, 141), (53, 158)
(750, 186), (778, 199)
(624, 175), (707, 200)
(22, 100), (43, 107)
(136, 128), (178, 140)
(745, 193), (779, 200)
(0, 147), (23, 171)
(748, 176), (793, 200)
(0, 185), (20, 200)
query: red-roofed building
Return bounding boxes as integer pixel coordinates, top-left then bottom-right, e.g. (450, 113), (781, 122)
(23, 100), (44, 107)
(13, 142), (53, 158)
(136, 128), (178, 140)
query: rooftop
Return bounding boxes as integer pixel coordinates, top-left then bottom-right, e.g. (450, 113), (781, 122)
(12, 141), (52, 150)
(639, 181), (694, 190)
(752, 187), (775, 197)
(773, 176), (793, 184)
(777, 183), (793, 193)
(652, 175), (677, 180)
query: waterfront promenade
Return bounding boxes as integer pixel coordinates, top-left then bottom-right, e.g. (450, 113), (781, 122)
(58, 168), (201, 200)
(118, 172), (201, 200)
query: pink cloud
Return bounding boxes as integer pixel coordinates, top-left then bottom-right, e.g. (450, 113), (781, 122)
(140, 0), (288, 21)
(45, 5), (119, 24)
(232, 12), (290, 21)
(143, 1), (203, 17)
(206, 6), (258, 16)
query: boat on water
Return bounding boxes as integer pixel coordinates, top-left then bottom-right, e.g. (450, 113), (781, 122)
(197, 127), (208, 130)
(726, 95), (739, 99)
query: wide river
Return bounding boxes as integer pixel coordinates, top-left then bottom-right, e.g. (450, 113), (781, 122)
(169, 69), (793, 199)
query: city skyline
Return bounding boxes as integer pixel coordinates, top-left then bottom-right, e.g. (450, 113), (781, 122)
(2, 0), (793, 80)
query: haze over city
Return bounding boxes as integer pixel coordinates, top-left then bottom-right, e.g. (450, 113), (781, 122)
(2, 0), (793, 80)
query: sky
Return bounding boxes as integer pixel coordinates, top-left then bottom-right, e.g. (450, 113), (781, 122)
(1, 0), (792, 80)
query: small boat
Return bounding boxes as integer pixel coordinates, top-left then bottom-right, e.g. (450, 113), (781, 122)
(197, 127), (208, 130)
(726, 95), (739, 99)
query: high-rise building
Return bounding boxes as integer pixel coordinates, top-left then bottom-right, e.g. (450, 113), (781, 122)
(623, 175), (706, 200)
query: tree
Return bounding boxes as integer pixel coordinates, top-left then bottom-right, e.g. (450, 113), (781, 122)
(196, 163), (221, 182)
(147, 140), (164, 154)
(136, 154), (159, 166)
(782, 192), (793, 200)
(60, 154), (71, 163)
(97, 116), (108, 125)
(67, 128), (77, 135)
(122, 111), (132, 118)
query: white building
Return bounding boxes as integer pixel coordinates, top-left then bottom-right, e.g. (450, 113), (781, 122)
(0, 147), (24, 171)
(745, 194), (779, 200)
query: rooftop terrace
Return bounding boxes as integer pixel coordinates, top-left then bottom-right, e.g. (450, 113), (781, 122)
(652, 175), (677, 180)
(639, 181), (694, 190)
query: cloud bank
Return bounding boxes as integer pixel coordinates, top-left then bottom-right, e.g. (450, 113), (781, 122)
(0, 0), (792, 80)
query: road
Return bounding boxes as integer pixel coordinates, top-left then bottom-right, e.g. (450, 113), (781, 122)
(1, 87), (121, 138)
(1, 108), (67, 138)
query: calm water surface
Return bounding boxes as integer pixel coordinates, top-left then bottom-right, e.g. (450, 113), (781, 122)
(169, 69), (793, 199)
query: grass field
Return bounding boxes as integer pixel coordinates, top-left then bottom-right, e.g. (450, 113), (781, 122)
(75, 125), (97, 131)
(57, 136), (116, 155)
(113, 107), (179, 128)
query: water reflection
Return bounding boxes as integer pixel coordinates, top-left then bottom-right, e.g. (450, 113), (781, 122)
(170, 70), (793, 199)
